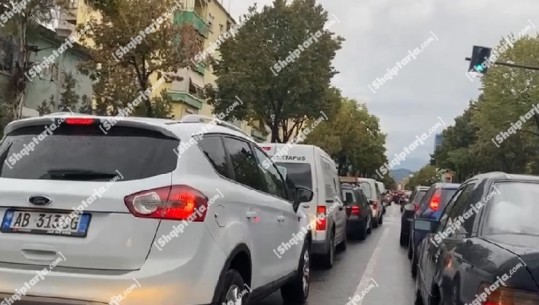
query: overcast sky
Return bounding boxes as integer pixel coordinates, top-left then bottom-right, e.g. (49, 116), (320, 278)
(225, 0), (539, 171)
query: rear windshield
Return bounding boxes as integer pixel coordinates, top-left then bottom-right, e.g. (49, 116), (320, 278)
(413, 190), (427, 203)
(342, 189), (354, 205)
(441, 189), (458, 209)
(483, 182), (539, 236)
(359, 182), (372, 198)
(0, 125), (179, 181)
(275, 162), (312, 190)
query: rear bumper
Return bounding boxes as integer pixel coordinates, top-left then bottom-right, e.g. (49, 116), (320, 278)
(0, 233), (226, 305)
(347, 219), (366, 233)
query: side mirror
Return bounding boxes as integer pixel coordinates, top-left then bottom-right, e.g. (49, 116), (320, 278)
(413, 219), (439, 233)
(293, 187), (313, 213)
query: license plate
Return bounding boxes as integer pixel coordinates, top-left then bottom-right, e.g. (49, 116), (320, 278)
(0, 209), (91, 237)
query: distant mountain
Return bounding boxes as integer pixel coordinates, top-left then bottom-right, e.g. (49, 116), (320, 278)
(390, 168), (413, 183)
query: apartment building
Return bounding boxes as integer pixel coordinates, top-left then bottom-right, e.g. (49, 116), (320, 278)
(56, 0), (269, 142)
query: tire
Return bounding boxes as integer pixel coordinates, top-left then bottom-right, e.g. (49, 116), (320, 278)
(414, 268), (424, 305)
(358, 221), (367, 240)
(411, 246), (418, 278)
(372, 217), (379, 228)
(337, 228), (347, 252)
(281, 241), (311, 304)
(399, 232), (408, 247)
(378, 214), (383, 225)
(215, 270), (249, 305)
(320, 230), (335, 269)
(408, 238), (413, 260)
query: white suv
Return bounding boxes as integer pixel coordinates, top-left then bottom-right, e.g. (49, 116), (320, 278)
(0, 114), (313, 305)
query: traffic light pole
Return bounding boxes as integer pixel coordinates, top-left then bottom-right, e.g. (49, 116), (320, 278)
(465, 57), (539, 71)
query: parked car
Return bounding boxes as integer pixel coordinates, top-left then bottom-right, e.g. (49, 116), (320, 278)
(415, 172), (539, 305)
(409, 183), (460, 277)
(341, 184), (372, 240)
(0, 114), (315, 305)
(357, 178), (383, 228)
(261, 143), (347, 268)
(399, 186), (429, 246)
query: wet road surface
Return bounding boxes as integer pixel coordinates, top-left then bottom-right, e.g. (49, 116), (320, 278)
(257, 204), (415, 305)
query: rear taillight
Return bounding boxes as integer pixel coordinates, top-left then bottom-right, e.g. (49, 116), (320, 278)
(429, 189), (441, 211)
(413, 203), (419, 211)
(478, 283), (539, 305)
(124, 185), (208, 221)
(316, 205), (327, 231)
(65, 117), (96, 125)
(351, 206), (360, 216)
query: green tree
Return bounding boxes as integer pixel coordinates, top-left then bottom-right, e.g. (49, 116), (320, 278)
(0, 0), (68, 120)
(406, 165), (437, 189)
(79, 0), (201, 118)
(206, 0), (344, 142)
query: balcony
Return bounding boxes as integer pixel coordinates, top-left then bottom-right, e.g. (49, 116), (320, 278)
(195, 62), (206, 75)
(175, 11), (209, 37)
(167, 90), (203, 110)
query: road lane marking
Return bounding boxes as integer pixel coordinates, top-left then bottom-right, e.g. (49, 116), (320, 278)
(351, 228), (389, 305)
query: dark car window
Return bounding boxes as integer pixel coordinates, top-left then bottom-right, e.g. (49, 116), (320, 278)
(198, 136), (231, 179)
(435, 187), (464, 234)
(252, 146), (288, 200)
(0, 125), (178, 181)
(483, 182), (539, 236)
(441, 189), (458, 210)
(275, 162), (313, 190)
(443, 183), (476, 237)
(342, 189), (355, 205)
(354, 189), (368, 208)
(412, 189), (428, 203)
(223, 137), (267, 193)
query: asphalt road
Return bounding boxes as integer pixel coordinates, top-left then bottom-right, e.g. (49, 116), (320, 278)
(257, 204), (415, 305)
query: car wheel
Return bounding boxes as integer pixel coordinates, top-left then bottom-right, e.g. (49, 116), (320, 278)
(378, 214), (383, 225)
(281, 241), (310, 304)
(414, 268), (424, 305)
(407, 236), (413, 260)
(337, 228), (347, 251)
(399, 232), (408, 247)
(411, 247), (418, 278)
(321, 230), (335, 269)
(372, 217), (379, 228)
(358, 221), (367, 240)
(216, 270), (249, 305)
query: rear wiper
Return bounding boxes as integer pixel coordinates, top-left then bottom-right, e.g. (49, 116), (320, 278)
(40, 169), (119, 181)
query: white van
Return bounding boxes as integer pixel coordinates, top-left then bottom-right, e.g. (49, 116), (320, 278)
(260, 144), (347, 268)
(357, 178), (384, 227)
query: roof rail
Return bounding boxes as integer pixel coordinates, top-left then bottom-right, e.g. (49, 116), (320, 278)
(180, 114), (251, 138)
(43, 112), (86, 117)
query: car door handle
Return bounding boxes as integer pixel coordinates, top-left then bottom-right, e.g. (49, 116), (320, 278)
(277, 215), (286, 223)
(302, 204), (310, 209)
(246, 211), (258, 219)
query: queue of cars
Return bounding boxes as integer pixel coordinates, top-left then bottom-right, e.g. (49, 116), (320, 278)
(400, 173), (539, 305)
(0, 113), (390, 305)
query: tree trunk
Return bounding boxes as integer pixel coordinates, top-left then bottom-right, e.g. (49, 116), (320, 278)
(270, 123), (280, 143)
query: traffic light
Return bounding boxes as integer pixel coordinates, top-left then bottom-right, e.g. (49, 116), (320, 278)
(469, 46), (492, 73)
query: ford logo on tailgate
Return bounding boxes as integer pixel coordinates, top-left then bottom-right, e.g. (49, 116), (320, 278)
(29, 196), (52, 206)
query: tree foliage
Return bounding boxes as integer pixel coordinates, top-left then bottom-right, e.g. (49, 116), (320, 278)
(0, 0), (68, 121)
(79, 0), (201, 118)
(206, 0), (344, 142)
(432, 34), (539, 178)
(305, 97), (387, 177)
(406, 165), (437, 189)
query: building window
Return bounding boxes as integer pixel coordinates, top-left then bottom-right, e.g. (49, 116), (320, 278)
(208, 13), (214, 33)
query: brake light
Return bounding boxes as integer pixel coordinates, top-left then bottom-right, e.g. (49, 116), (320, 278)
(65, 117), (96, 125)
(351, 206), (360, 216)
(429, 189), (441, 211)
(316, 205), (327, 231)
(478, 283), (539, 305)
(124, 185), (208, 221)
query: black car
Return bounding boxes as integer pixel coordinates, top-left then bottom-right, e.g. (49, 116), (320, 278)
(341, 184), (372, 240)
(409, 183), (460, 277)
(415, 172), (539, 305)
(400, 186), (429, 246)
